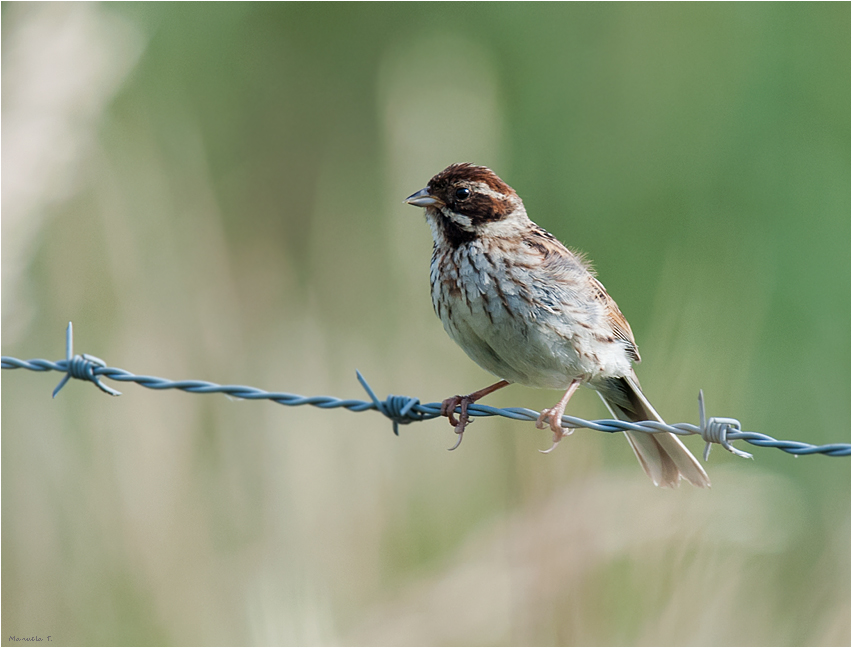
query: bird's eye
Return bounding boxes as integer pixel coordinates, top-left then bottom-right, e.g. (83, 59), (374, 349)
(454, 187), (471, 201)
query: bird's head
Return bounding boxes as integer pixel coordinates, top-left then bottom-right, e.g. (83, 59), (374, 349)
(405, 163), (529, 246)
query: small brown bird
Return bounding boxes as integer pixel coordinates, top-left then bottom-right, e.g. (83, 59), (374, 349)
(406, 163), (709, 488)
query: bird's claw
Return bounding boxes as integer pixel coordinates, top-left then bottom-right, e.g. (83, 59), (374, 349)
(441, 395), (472, 451)
(538, 428), (574, 454)
(536, 407), (573, 454)
(448, 430), (465, 451)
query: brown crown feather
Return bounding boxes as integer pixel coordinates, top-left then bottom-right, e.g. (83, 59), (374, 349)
(428, 163), (516, 197)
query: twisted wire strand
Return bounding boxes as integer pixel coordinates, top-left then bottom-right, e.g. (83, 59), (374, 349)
(2, 323), (849, 459)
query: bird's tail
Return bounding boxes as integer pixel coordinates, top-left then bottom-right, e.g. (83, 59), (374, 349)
(596, 374), (710, 488)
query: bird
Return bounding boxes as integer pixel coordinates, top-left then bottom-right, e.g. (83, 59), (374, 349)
(405, 162), (710, 488)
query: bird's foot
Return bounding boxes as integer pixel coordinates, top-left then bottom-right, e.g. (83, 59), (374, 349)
(440, 380), (511, 451)
(536, 407), (574, 454)
(441, 394), (472, 451)
(536, 380), (580, 454)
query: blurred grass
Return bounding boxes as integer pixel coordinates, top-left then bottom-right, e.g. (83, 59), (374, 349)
(2, 2), (849, 646)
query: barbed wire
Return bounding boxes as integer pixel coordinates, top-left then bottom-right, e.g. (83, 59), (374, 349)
(3, 323), (849, 460)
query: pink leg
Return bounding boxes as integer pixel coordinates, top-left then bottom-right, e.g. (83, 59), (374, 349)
(441, 380), (510, 450)
(537, 380), (580, 454)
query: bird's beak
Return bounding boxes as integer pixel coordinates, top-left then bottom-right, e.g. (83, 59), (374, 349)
(404, 187), (441, 207)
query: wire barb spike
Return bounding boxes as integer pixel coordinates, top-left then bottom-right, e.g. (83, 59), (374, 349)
(51, 322), (122, 398)
(356, 370), (432, 436)
(699, 390), (752, 461)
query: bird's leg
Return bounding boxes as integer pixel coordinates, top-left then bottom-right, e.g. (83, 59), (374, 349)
(537, 380), (580, 454)
(441, 380), (510, 451)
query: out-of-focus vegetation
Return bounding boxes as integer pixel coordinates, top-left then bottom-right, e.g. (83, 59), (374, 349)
(2, 3), (848, 645)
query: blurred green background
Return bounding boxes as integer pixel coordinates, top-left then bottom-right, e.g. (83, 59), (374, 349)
(2, 2), (849, 645)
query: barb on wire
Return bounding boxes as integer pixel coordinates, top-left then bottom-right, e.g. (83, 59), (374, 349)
(51, 322), (122, 398)
(2, 323), (850, 459)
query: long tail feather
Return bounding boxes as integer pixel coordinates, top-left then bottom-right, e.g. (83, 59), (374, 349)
(595, 374), (710, 488)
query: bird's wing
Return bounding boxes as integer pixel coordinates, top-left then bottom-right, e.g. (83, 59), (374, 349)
(588, 276), (641, 362)
(520, 225), (641, 363)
